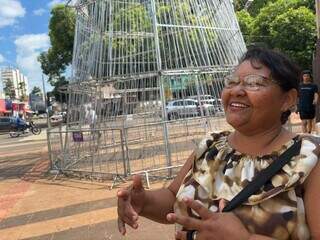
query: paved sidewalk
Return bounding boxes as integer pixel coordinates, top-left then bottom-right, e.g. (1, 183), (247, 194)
(0, 147), (175, 240)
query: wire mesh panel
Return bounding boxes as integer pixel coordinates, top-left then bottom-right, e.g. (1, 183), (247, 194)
(48, 0), (246, 180)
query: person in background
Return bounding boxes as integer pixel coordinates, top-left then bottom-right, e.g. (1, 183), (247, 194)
(117, 48), (320, 240)
(298, 70), (319, 133)
(16, 112), (27, 132)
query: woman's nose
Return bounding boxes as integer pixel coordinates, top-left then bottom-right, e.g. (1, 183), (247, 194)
(229, 83), (246, 96)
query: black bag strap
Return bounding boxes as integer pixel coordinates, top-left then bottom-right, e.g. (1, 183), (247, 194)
(222, 138), (302, 212)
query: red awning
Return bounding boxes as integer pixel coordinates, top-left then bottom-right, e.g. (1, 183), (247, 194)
(0, 99), (6, 112)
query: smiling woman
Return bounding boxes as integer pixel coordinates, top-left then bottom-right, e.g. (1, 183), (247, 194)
(117, 48), (320, 240)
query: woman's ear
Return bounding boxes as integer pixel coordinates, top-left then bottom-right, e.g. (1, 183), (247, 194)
(281, 89), (298, 112)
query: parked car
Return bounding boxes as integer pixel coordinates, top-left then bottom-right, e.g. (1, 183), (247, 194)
(189, 95), (224, 113)
(166, 99), (215, 120)
(50, 114), (63, 123)
(0, 117), (16, 132)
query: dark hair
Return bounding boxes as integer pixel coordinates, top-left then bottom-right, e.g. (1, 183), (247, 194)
(302, 69), (311, 75)
(239, 47), (301, 124)
(301, 69), (313, 82)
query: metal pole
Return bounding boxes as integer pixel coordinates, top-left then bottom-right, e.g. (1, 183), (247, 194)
(149, 0), (172, 176)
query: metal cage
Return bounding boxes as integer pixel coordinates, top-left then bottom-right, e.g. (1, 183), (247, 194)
(48, 0), (246, 185)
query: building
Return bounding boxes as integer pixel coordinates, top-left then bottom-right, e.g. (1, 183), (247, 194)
(1, 67), (29, 100)
(29, 93), (46, 113)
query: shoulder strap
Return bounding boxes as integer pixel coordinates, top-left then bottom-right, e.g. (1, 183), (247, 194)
(222, 138), (302, 212)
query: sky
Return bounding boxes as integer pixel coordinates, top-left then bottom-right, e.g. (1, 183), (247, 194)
(0, 0), (73, 94)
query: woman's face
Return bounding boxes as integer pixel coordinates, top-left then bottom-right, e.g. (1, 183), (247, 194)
(221, 60), (292, 133)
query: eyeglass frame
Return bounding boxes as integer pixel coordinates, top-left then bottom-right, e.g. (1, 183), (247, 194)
(223, 74), (279, 91)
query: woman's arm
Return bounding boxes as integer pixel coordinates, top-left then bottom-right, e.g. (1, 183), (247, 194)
(118, 151), (195, 234)
(140, 151), (195, 223)
(304, 161), (320, 239)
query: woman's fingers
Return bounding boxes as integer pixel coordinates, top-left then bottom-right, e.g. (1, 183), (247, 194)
(218, 199), (226, 212)
(117, 189), (130, 200)
(182, 197), (213, 220)
(132, 175), (144, 190)
(175, 230), (187, 240)
(167, 213), (202, 230)
(117, 218), (126, 235)
(117, 176), (145, 235)
(122, 215), (139, 228)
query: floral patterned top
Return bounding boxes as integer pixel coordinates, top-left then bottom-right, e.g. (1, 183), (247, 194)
(174, 131), (320, 240)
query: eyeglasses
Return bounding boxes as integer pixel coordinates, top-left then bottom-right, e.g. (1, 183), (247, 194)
(224, 74), (277, 91)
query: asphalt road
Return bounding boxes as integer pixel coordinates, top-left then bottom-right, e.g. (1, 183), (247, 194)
(0, 131), (47, 155)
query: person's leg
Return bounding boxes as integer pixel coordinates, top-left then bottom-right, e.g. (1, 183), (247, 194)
(301, 119), (308, 133)
(307, 119), (313, 133)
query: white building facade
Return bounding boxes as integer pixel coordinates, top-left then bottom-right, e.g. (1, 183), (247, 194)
(1, 67), (29, 100)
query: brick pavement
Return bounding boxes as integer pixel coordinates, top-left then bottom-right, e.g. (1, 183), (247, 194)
(0, 146), (174, 240)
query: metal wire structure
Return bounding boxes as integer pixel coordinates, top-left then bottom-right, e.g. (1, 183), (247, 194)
(48, 0), (246, 184)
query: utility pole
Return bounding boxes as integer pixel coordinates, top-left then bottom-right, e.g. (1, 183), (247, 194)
(42, 74), (51, 128)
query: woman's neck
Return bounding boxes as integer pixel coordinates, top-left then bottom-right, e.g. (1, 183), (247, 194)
(229, 126), (294, 156)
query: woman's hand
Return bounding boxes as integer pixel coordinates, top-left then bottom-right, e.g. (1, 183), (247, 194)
(167, 197), (251, 240)
(117, 175), (146, 235)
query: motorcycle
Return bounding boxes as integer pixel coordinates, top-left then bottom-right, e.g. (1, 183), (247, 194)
(9, 121), (41, 138)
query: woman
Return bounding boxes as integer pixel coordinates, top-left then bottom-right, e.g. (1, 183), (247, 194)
(117, 48), (320, 240)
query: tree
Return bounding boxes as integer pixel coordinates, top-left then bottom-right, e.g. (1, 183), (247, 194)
(270, 7), (316, 69)
(31, 86), (43, 97)
(3, 79), (16, 99)
(243, 0), (317, 68)
(233, 0), (272, 15)
(18, 82), (27, 102)
(236, 10), (253, 44)
(38, 4), (75, 87)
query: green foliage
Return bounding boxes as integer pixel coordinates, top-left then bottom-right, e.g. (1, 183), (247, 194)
(247, 0), (271, 16)
(3, 79), (16, 99)
(236, 0), (317, 69)
(31, 86), (43, 96)
(48, 4), (75, 65)
(236, 10), (253, 43)
(270, 7), (316, 69)
(38, 4), (75, 87)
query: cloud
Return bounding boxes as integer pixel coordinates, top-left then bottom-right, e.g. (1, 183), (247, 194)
(0, 0), (25, 28)
(14, 34), (50, 93)
(48, 0), (65, 8)
(0, 53), (4, 63)
(33, 8), (46, 16)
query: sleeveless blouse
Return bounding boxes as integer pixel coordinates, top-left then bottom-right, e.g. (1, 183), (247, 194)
(174, 131), (320, 240)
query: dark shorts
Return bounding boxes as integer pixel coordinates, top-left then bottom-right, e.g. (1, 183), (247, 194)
(300, 111), (315, 120)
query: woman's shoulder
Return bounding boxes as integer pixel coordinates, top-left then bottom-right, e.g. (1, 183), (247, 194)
(195, 131), (231, 159)
(280, 134), (320, 185)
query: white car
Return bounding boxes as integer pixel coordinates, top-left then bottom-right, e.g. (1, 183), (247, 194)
(189, 95), (224, 113)
(166, 99), (215, 120)
(50, 114), (63, 123)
